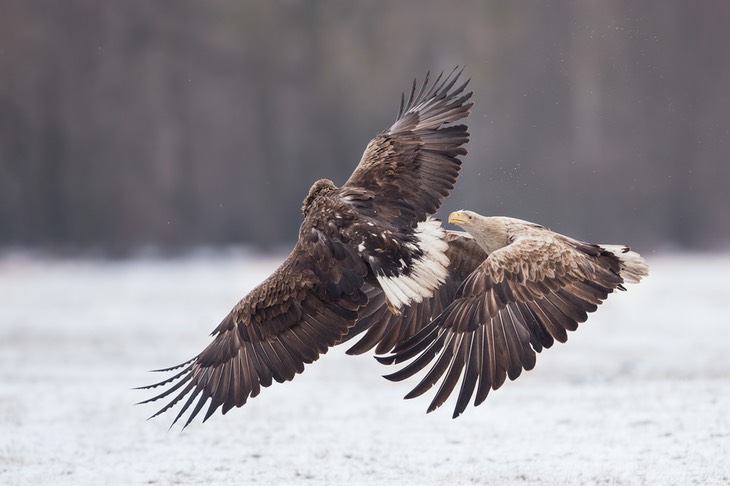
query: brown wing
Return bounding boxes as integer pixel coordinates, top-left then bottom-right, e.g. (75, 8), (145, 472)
(338, 231), (487, 355)
(338, 68), (472, 227)
(379, 234), (628, 418)
(138, 228), (368, 428)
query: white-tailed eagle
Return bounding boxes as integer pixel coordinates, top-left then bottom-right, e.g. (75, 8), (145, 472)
(138, 69), (473, 427)
(374, 210), (649, 418)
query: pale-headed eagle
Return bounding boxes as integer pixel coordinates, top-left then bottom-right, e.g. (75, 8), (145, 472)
(139, 69), (473, 427)
(374, 210), (649, 418)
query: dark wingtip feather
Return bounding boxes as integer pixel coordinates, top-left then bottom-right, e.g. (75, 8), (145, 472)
(134, 362), (195, 393)
(375, 354), (396, 365)
(147, 357), (197, 374)
(381, 329), (446, 382)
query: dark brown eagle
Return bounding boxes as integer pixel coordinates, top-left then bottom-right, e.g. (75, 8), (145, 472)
(370, 210), (648, 418)
(138, 69), (473, 427)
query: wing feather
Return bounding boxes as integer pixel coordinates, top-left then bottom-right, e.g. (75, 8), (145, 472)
(473, 325), (492, 406)
(427, 332), (467, 413)
(453, 330), (480, 417)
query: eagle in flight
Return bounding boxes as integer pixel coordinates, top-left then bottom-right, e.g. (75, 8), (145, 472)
(139, 70), (648, 426)
(372, 210), (648, 418)
(139, 69), (474, 427)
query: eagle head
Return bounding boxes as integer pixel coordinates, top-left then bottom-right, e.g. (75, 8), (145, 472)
(301, 178), (337, 214)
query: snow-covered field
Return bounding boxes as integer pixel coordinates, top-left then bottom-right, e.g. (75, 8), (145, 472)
(1, 252), (728, 485)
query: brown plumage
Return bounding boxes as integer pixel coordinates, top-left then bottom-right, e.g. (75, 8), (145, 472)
(376, 210), (649, 418)
(137, 69), (473, 428)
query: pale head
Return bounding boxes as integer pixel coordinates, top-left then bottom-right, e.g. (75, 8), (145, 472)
(448, 210), (511, 254)
(448, 209), (480, 227)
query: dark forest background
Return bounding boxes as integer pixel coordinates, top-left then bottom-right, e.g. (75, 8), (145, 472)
(2, 1), (729, 255)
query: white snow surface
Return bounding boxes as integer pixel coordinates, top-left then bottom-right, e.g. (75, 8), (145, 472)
(1, 253), (728, 485)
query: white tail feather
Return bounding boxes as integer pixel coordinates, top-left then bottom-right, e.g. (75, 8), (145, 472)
(600, 244), (649, 284)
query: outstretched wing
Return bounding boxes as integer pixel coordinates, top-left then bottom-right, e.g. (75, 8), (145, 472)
(339, 231), (487, 355)
(339, 68), (472, 227)
(138, 229), (368, 428)
(335, 70), (472, 312)
(380, 235), (631, 418)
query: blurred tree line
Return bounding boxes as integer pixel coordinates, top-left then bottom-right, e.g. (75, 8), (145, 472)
(1, 0), (729, 254)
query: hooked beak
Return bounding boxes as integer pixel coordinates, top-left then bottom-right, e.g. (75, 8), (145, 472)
(448, 211), (467, 225)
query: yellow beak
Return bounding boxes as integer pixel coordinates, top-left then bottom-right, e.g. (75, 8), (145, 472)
(448, 211), (467, 225)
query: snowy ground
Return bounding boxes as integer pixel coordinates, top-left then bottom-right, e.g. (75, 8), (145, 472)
(1, 252), (728, 485)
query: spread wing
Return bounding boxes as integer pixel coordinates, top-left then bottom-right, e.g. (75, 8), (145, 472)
(379, 234), (631, 418)
(334, 69), (473, 313)
(338, 231), (487, 355)
(138, 228), (368, 428)
(339, 68), (472, 227)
